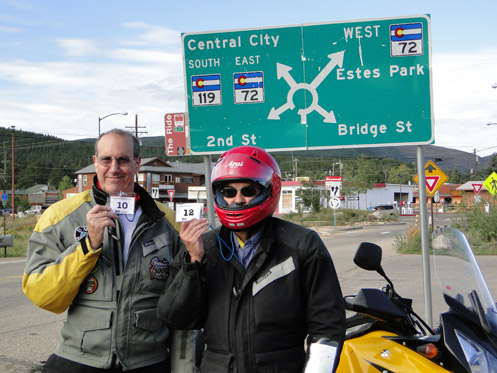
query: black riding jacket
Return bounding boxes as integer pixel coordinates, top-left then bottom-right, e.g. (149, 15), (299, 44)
(158, 217), (345, 373)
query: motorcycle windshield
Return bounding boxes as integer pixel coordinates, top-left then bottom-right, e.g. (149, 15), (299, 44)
(432, 227), (497, 333)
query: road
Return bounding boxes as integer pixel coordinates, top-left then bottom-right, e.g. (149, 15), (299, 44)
(0, 258), (64, 372)
(1, 215), (496, 372)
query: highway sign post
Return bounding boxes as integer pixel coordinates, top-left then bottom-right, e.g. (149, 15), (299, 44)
(182, 15), (433, 154)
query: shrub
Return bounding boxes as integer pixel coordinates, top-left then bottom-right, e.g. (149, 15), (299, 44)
(452, 201), (497, 254)
(394, 225), (422, 254)
(0, 215), (37, 257)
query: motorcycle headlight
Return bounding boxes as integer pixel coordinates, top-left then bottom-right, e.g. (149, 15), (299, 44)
(455, 330), (497, 372)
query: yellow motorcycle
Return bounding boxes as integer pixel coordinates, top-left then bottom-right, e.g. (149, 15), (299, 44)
(337, 227), (497, 372)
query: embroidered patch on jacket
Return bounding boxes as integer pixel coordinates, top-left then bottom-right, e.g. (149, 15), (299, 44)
(74, 226), (89, 242)
(149, 257), (170, 281)
(81, 275), (98, 294)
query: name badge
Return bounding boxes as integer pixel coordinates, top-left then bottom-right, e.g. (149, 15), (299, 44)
(175, 203), (203, 222)
(110, 192), (135, 214)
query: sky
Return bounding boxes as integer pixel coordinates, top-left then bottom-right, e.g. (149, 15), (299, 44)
(1, 0), (497, 157)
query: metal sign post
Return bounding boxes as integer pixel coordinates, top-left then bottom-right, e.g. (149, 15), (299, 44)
(417, 146), (432, 327)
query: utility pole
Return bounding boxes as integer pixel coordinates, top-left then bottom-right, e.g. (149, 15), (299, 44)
(2, 142), (6, 193)
(473, 148), (478, 175)
(11, 126), (15, 222)
(125, 114), (147, 141)
(293, 157), (298, 180)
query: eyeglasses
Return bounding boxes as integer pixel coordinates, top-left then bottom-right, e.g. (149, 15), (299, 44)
(220, 186), (259, 198)
(97, 156), (135, 167)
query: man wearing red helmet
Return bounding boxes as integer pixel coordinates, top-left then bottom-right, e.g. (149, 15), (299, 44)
(158, 146), (345, 372)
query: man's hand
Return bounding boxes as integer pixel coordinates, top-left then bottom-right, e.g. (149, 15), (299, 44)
(181, 218), (209, 263)
(86, 205), (118, 250)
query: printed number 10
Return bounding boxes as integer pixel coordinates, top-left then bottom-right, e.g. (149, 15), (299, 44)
(117, 202), (128, 209)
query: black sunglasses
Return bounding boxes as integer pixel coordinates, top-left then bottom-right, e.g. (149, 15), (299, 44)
(220, 186), (259, 198)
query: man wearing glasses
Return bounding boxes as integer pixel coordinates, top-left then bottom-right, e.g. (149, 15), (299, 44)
(158, 145), (345, 372)
(23, 129), (197, 372)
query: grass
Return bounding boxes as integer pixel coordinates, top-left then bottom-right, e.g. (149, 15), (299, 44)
(281, 208), (393, 226)
(0, 215), (37, 257)
(393, 225), (423, 254)
(393, 222), (497, 255)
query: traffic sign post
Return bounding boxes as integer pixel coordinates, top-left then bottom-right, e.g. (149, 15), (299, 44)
(151, 187), (159, 199)
(183, 15), (433, 154)
(483, 172), (497, 196)
(165, 113), (189, 156)
(328, 197), (341, 228)
(413, 160), (448, 197)
(472, 183), (483, 195)
(325, 176), (342, 197)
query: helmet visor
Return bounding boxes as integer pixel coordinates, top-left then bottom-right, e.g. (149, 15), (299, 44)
(213, 178), (272, 211)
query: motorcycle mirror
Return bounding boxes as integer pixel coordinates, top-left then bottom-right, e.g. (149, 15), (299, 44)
(353, 242), (383, 272)
(354, 242), (395, 292)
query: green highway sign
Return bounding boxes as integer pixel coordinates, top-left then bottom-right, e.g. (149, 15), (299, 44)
(183, 15), (433, 154)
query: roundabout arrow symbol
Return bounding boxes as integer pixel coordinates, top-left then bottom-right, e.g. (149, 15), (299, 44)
(268, 50), (345, 124)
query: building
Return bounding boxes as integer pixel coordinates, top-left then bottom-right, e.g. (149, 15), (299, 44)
(457, 181), (490, 205)
(26, 184), (59, 207)
(413, 183), (463, 207)
(63, 158), (208, 205)
(273, 181), (417, 214)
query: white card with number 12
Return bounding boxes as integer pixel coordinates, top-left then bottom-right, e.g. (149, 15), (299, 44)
(175, 203), (203, 222)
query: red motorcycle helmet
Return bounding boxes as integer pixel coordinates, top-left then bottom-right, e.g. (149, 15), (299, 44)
(211, 146), (282, 230)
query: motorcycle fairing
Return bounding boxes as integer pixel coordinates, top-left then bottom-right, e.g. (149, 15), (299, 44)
(336, 331), (449, 372)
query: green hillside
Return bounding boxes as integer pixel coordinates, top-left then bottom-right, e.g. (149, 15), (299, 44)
(0, 127), (490, 190)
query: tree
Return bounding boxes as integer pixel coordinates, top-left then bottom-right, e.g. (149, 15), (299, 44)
(341, 156), (381, 208)
(297, 182), (321, 213)
(446, 167), (469, 184)
(58, 176), (74, 191)
(388, 163), (414, 184)
(480, 153), (497, 178)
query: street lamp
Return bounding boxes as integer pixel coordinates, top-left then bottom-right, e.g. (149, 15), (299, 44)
(98, 111), (128, 136)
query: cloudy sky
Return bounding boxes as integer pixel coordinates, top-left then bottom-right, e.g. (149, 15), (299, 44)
(1, 0), (496, 156)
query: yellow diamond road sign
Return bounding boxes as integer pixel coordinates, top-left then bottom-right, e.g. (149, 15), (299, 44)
(413, 160), (449, 196)
(483, 172), (497, 196)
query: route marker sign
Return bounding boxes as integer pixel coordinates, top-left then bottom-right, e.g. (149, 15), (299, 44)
(413, 160), (448, 196)
(182, 15), (433, 154)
